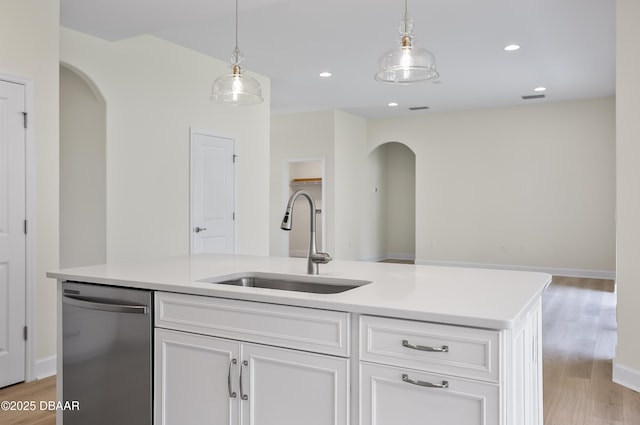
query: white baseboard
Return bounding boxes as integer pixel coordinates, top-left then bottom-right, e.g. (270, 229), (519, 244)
(34, 355), (56, 380)
(357, 255), (386, 262)
(414, 259), (615, 280)
(613, 361), (640, 393)
(385, 253), (416, 261)
(358, 253), (416, 263)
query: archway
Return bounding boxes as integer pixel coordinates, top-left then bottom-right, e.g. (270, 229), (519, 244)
(370, 142), (416, 263)
(59, 63), (107, 267)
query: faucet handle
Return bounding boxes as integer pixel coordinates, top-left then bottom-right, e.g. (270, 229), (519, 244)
(311, 252), (332, 264)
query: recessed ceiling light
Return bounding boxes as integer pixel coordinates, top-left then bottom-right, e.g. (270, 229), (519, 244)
(534, 87), (546, 92)
(388, 102), (399, 107)
(504, 44), (521, 51)
(319, 72), (332, 78)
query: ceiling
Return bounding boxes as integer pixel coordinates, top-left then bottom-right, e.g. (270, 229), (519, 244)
(60, 0), (615, 118)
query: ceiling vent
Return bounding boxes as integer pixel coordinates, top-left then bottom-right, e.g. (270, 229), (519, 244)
(522, 94), (546, 100)
(409, 106), (430, 111)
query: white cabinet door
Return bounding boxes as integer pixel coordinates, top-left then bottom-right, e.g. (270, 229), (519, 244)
(155, 329), (241, 425)
(360, 362), (499, 425)
(241, 343), (349, 425)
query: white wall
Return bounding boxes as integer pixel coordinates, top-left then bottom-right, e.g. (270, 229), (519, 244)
(60, 65), (107, 268)
(271, 100), (616, 274)
(270, 110), (374, 261)
(270, 110), (335, 257)
(360, 145), (387, 261)
(368, 97), (616, 276)
(0, 0), (60, 367)
(60, 28), (271, 262)
(334, 110), (368, 260)
(614, 0), (640, 392)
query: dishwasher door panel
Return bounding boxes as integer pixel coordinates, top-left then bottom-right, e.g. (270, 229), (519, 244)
(62, 282), (153, 425)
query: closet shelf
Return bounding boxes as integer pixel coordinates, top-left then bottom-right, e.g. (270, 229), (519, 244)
(291, 177), (322, 186)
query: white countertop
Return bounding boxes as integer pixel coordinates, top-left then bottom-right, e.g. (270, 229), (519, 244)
(47, 254), (551, 329)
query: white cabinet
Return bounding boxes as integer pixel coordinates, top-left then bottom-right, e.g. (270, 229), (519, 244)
(241, 343), (348, 425)
(154, 293), (350, 425)
(154, 292), (542, 425)
(155, 329), (239, 425)
(508, 299), (543, 425)
(360, 362), (499, 425)
(359, 302), (542, 425)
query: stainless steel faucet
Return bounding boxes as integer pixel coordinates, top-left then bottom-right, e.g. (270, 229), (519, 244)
(281, 189), (332, 274)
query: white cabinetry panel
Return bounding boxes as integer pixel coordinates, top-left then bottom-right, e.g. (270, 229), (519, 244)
(155, 328), (240, 425)
(360, 315), (500, 382)
(360, 362), (499, 425)
(243, 343), (349, 425)
(156, 292), (350, 356)
(155, 295), (350, 425)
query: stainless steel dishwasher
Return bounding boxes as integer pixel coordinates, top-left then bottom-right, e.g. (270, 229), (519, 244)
(62, 281), (153, 425)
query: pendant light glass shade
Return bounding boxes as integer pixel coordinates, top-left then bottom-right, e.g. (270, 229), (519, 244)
(374, 1), (439, 84)
(211, 47), (263, 105)
(210, 0), (263, 105)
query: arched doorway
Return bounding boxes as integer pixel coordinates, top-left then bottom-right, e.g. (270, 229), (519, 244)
(370, 142), (416, 263)
(59, 64), (107, 268)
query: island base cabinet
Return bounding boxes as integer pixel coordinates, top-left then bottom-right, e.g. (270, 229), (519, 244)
(155, 329), (349, 425)
(155, 329), (239, 425)
(359, 363), (499, 425)
(242, 344), (349, 425)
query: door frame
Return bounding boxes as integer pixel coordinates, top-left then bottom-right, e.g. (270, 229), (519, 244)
(189, 128), (236, 254)
(0, 72), (36, 382)
(280, 157), (327, 257)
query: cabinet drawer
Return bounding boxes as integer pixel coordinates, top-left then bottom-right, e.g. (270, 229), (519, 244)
(360, 316), (500, 382)
(156, 292), (350, 356)
(360, 362), (499, 425)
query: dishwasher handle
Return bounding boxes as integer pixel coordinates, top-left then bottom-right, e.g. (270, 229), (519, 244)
(63, 295), (149, 315)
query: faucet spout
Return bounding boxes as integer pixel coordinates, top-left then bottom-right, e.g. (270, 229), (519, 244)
(280, 189), (332, 275)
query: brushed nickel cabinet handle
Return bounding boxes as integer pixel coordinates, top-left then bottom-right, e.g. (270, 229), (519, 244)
(402, 339), (449, 353)
(402, 374), (449, 389)
(228, 359), (237, 398)
(239, 360), (248, 401)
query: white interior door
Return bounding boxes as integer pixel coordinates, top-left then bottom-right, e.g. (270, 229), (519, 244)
(190, 130), (235, 254)
(0, 80), (26, 387)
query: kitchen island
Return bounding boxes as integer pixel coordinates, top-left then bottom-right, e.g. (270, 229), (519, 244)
(48, 254), (551, 425)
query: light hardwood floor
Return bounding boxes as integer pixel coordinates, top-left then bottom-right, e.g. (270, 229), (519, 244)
(543, 276), (640, 425)
(0, 277), (638, 424)
(0, 374), (55, 425)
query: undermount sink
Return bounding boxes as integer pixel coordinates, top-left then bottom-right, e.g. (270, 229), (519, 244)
(199, 273), (371, 294)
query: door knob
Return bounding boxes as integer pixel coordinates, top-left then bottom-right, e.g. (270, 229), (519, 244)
(194, 226), (207, 233)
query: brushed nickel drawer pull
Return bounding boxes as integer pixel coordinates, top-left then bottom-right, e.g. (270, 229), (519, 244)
(402, 374), (449, 389)
(402, 339), (449, 353)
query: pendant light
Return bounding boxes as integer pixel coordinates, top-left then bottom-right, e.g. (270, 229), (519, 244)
(374, 0), (439, 84)
(211, 0), (263, 105)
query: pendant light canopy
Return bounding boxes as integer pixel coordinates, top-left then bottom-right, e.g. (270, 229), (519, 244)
(211, 0), (263, 105)
(374, 0), (439, 84)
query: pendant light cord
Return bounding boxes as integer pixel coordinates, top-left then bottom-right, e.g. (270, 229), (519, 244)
(235, 0), (239, 50)
(402, 0), (410, 35)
